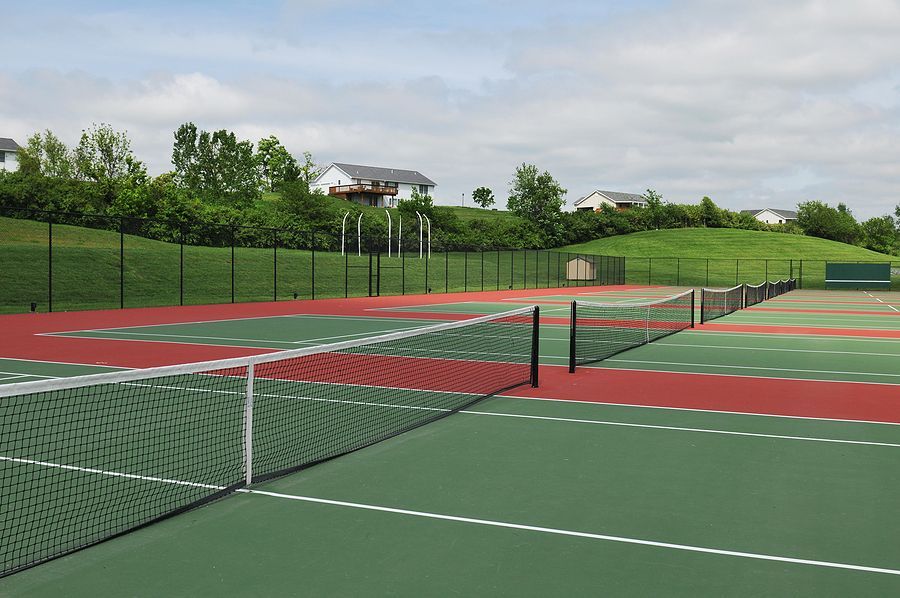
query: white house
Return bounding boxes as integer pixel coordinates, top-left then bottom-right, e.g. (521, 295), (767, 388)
(0, 138), (21, 172)
(573, 190), (647, 212)
(740, 208), (798, 225)
(311, 162), (437, 208)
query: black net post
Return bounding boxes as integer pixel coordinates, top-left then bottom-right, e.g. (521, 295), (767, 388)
(231, 226), (235, 304)
(311, 231), (316, 300)
(530, 305), (540, 387)
(179, 225), (184, 306)
(568, 301), (577, 373)
(691, 289), (696, 327)
(273, 230), (278, 302)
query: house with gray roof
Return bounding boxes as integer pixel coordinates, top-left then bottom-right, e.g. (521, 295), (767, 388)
(573, 190), (647, 212)
(740, 208), (798, 225)
(311, 162), (437, 208)
(0, 138), (21, 172)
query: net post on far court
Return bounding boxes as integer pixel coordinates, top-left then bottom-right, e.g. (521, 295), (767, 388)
(568, 290), (695, 373)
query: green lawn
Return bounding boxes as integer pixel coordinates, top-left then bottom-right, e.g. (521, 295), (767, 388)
(0, 217), (595, 314)
(561, 228), (895, 260)
(559, 228), (898, 289)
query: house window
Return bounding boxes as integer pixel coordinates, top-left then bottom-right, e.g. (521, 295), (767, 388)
(419, 184), (428, 194)
(0, 152), (5, 163)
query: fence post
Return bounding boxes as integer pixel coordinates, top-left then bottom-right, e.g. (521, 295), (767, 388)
(648, 257), (652, 285)
(48, 219), (53, 312)
(424, 246), (429, 293)
(311, 231), (316, 300)
(706, 258), (709, 287)
(799, 260), (803, 289)
(231, 226), (236, 304)
(344, 247), (349, 298)
(676, 258), (680, 287)
(735, 259), (739, 286)
(179, 225), (185, 306)
(464, 250), (468, 292)
(273, 230), (278, 302)
(445, 249), (449, 293)
(368, 250), (374, 297)
(120, 217), (125, 309)
(765, 259), (768, 282)
(482, 249), (485, 291)
(376, 251), (381, 296)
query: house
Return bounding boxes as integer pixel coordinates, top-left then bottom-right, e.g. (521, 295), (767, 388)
(311, 162), (437, 208)
(0, 138), (21, 172)
(573, 190), (647, 212)
(740, 208), (798, 225)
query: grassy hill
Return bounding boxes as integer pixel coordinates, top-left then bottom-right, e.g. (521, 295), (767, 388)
(561, 228), (895, 260)
(560, 228), (897, 288)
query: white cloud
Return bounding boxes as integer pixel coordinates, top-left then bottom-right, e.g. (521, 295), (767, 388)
(2, 0), (900, 217)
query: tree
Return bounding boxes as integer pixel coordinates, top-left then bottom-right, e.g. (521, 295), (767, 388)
(797, 200), (860, 244)
(506, 163), (566, 243)
(641, 189), (664, 229)
(860, 215), (898, 254)
(472, 186), (495, 208)
(698, 196), (723, 227)
(172, 122), (261, 206)
(297, 151), (323, 185)
(17, 130), (74, 178)
(256, 135), (298, 191)
(73, 123), (136, 184)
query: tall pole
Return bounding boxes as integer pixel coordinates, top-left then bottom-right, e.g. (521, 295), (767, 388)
(357, 212), (363, 257)
(416, 211), (423, 259)
(397, 212), (402, 257)
(424, 214), (431, 259)
(384, 209), (392, 258)
(341, 211), (350, 256)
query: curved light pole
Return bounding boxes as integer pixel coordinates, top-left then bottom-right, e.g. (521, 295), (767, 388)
(357, 212), (363, 257)
(415, 211), (423, 259)
(341, 211), (350, 256)
(423, 214), (431, 259)
(397, 212), (402, 257)
(384, 209), (392, 258)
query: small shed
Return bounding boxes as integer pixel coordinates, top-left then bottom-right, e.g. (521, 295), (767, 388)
(566, 257), (596, 281)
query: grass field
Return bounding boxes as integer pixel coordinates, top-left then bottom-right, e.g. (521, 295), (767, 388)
(0, 216), (609, 313)
(562, 227), (896, 260)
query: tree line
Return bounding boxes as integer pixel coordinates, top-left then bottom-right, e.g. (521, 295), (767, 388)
(1, 123), (898, 254)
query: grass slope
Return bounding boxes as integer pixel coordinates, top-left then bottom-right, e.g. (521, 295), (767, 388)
(560, 228), (897, 288)
(561, 228), (895, 260)
(0, 216), (571, 314)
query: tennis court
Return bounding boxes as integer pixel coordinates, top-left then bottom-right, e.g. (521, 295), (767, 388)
(2, 285), (899, 595)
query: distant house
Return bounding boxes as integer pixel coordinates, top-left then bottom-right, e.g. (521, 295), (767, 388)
(311, 162), (437, 208)
(740, 208), (798, 225)
(573, 190), (647, 212)
(0, 138), (21, 172)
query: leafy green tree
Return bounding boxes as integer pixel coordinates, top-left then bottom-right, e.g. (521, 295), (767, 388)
(256, 135), (298, 191)
(17, 130), (74, 178)
(860, 215), (898, 254)
(797, 200), (860, 244)
(17, 134), (43, 176)
(507, 163), (566, 243)
(699, 196), (723, 227)
(641, 189), (664, 229)
(74, 123), (137, 184)
(278, 180), (333, 224)
(297, 151), (323, 185)
(472, 186), (495, 208)
(172, 122), (261, 206)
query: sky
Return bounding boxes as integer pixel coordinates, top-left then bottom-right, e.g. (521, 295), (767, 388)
(2, 0), (900, 217)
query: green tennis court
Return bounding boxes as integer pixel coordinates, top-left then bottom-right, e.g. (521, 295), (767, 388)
(2, 287), (899, 595)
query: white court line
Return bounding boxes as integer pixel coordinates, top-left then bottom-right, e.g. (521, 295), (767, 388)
(685, 330), (900, 344)
(499, 394), (900, 428)
(708, 320), (900, 331)
(45, 330), (299, 346)
(652, 342), (900, 358)
(865, 291), (900, 313)
(243, 488), (900, 577)
(7, 455), (900, 577)
(0, 373), (30, 382)
(37, 333), (286, 352)
(601, 359), (900, 381)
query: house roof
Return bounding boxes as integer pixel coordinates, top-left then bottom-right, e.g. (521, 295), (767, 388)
(331, 162), (436, 186)
(741, 208), (798, 219)
(0, 138), (21, 152)
(574, 190), (647, 207)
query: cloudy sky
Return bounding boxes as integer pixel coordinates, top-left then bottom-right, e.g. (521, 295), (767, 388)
(2, 0), (899, 217)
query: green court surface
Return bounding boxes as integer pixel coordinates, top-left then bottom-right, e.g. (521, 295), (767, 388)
(2, 288), (900, 595)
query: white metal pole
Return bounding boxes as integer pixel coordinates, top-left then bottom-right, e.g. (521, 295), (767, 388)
(424, 214), (431, 259)
(357, 212), (363, 257)
(416, 211), (423, 259)
(397, 213), (402, 257)
(341, 211), (349, 256)
(385, 209), (392, 258)
(244, 362), (254, 485)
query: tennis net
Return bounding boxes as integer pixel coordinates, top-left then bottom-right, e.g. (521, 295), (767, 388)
(568, 290), (694, 372)
(0, 306), (539, 578)
(746, 278), (796, 307)
(700, 284), (744, 324)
